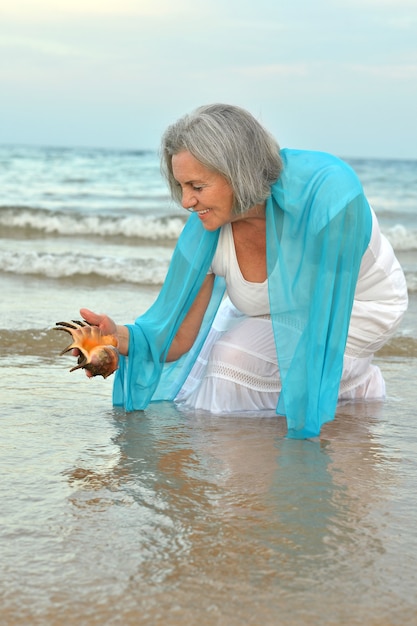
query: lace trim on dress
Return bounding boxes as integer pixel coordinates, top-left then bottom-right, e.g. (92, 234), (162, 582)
(207, 362), (281, 392)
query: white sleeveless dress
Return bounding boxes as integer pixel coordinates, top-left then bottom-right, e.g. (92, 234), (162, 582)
(175, 209), (408, 414)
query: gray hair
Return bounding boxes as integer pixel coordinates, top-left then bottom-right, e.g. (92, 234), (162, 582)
(160, 103), (282, 214)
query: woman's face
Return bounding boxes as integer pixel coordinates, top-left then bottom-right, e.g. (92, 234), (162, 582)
(171, 150), (235, 231)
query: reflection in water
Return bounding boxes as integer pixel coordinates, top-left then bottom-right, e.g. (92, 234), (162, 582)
(52, 399), (415, 625)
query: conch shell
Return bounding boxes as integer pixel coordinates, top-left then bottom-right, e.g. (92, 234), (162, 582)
(54, 320), (119, 379)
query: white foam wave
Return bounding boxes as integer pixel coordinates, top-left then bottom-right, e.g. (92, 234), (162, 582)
(2, 207), (417, 251)
(2, 249), (416, 293)
(0, 250), (168, 285)
(0, 207), (185, 241)
(383, 225), (417, 252)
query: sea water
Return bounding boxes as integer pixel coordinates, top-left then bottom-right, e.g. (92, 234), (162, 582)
(1, 145), (417, 625)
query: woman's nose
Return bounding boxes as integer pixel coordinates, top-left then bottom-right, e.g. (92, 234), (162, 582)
(181, 188), (197, 210)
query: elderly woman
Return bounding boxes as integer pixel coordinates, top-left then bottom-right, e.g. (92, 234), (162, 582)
(81, 104), (408, 438)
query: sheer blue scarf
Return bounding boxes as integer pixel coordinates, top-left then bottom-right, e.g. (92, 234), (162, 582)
(113, 149), (372, 438)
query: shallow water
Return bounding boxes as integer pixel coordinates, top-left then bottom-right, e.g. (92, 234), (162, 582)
(1, 341), (417, 625)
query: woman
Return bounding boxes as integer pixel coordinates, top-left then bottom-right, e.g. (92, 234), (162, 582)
(80, 104), (408, 438)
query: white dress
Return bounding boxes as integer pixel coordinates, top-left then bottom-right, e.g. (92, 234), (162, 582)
(175, 209), (408, 413)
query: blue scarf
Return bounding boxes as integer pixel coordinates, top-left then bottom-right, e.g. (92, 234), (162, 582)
(113, 149), (372, 438)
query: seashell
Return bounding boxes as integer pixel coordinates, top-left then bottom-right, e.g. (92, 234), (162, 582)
(54, 320), (119, 379)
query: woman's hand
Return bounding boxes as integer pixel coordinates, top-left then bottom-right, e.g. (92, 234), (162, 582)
(80, 308), (117, 336)
(75, 308), (129, 377)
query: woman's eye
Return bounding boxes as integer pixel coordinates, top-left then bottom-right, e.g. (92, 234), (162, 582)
(192, 185), (203, 191)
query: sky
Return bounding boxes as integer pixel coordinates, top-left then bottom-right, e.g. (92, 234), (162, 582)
(1, 0), (417, 158)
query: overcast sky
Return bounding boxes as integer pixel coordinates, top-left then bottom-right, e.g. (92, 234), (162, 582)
(1, 0), (416, 158)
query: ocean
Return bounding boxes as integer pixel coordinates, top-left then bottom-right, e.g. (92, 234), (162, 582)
(1, 144), (417, 625)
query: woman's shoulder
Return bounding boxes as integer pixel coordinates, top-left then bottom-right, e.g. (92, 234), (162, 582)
(277, 148), (361, 191)
(271, 148), (367, 232)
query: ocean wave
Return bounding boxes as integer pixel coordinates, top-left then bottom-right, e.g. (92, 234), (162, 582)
(377, 335), (417, 358)
(2, 328), (417, 360)
(1, 243), (417, 294)
(383, 224), (417, 251)
(0, 206), (185, 241)
(0, 250), (169, 285)
(2, 205), (417, 251)
(0, 328), (61, 358)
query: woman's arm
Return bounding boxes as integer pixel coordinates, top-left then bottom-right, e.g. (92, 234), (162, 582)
(165, 273), (215, 362)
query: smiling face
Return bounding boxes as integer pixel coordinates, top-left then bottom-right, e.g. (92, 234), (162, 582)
(171, 150), (235, 231)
